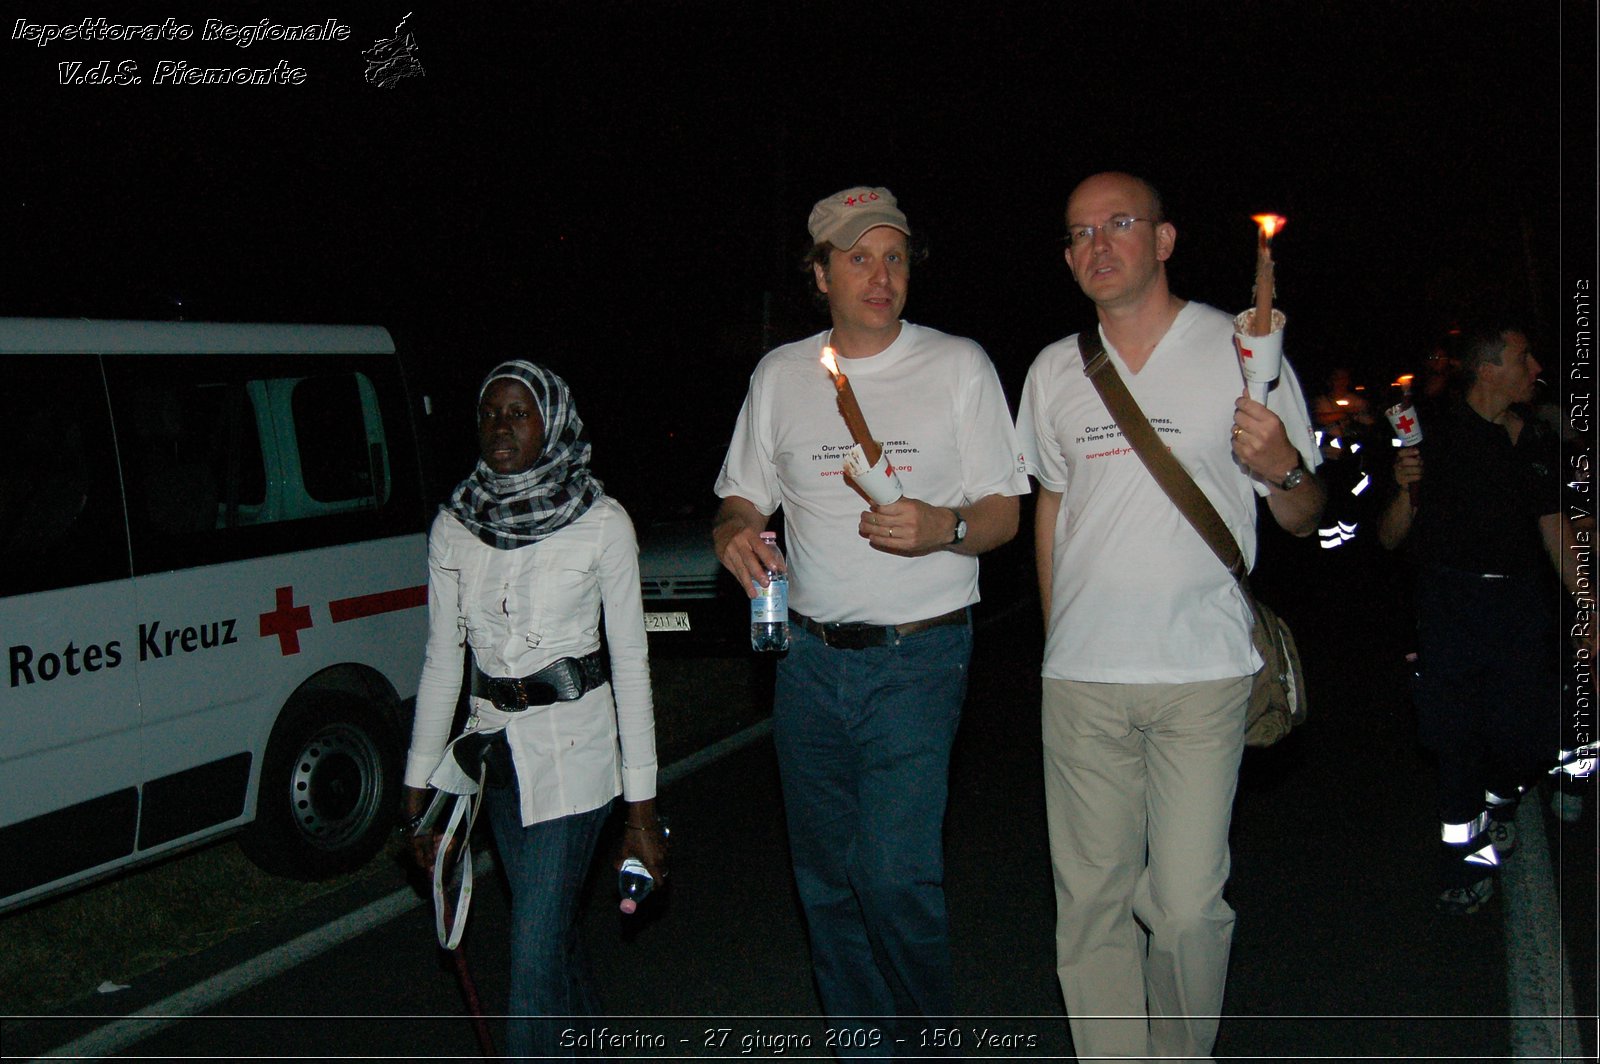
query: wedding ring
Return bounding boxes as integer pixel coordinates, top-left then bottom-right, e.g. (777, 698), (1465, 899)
(1232, 425), (1245, 440)
(888, 527), (895, 538)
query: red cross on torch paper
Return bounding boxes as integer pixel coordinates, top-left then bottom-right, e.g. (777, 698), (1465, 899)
(259, 585), (314, 655)
(1396, 413), (1415, 435)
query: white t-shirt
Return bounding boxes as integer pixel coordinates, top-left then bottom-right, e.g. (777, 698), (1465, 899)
(1017, 302), (1319, 683)
(715, 323), (1029, 624)
(404, 497), (657, 826)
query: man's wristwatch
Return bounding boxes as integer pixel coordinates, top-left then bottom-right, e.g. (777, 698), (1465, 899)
(1276, 461), (1308, 492)
(949, 508), (967, 546)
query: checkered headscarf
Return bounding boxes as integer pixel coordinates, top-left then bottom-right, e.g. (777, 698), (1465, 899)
(445, 360), (603, 549)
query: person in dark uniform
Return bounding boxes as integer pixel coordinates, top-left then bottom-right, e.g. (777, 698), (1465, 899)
(1378, 323), (1583, 914)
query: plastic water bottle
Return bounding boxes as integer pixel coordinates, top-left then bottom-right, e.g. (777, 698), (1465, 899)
(617, 857), (653, 914)
(750, 531), (790, 652)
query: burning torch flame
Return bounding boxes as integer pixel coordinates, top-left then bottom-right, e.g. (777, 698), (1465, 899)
(1252, 214), (1286, 241)
(820, 346), (841, 379)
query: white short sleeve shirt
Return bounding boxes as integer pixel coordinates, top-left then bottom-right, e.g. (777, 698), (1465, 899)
(1017, 302), (1319, 683)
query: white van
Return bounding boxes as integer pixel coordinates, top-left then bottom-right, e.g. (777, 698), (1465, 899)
(0, 318), (430, 913)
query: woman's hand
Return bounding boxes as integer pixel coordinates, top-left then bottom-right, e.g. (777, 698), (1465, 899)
(617, 798), (669, 884)
(402, 784), (443, 875)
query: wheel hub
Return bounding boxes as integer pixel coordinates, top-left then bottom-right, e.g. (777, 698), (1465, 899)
(288, 722), (382, 849)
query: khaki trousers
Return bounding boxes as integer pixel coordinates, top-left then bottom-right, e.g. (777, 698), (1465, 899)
(1042, 675), (1250, 1063)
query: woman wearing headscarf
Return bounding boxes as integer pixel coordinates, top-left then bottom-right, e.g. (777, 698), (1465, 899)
(401, 360), (665, 1058)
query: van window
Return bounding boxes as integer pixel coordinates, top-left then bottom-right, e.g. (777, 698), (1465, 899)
(205, 382), (269, 516)
(292, 374), (386, 505)
(105, 354), (421, 576)
(122, 379), (264, 536)
(0, 357), (129, 596)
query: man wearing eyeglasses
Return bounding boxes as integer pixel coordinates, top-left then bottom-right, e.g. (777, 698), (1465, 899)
(1017, 171), (1324, 1062)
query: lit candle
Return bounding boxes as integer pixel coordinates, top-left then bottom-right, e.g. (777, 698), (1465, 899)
(1250, 214), (1285, 337)
(820, 346), (882, 467)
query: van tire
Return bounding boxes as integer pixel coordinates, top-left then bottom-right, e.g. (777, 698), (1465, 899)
(239, 693), (400, 880)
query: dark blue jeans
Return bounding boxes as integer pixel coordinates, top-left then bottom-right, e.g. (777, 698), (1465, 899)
(485, 789), (612, 1060)
(772, 618), (971, 1051)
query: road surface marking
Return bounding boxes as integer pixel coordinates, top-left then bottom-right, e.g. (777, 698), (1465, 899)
(34, 718), (775, 1062)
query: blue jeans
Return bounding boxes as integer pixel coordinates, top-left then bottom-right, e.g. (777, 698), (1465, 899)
(772, 618), (971, 1049)
(485, 789), (612, 1060)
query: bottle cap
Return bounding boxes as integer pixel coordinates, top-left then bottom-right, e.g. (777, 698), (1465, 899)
(619, 898), (638, 914)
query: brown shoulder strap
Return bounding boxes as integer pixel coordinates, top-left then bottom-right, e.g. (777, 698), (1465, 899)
(1076, 329), (1247, 581)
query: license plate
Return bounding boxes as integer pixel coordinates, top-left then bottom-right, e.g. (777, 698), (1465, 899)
(644, 611), (691, 632)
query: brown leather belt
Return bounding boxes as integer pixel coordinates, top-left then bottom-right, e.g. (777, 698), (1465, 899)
(788, 607), (968, 650)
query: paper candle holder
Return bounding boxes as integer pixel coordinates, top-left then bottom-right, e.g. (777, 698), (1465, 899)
(1384, 402), (1424, 446)
(1232, 308), (1287, 382)
(1232, 308), (1287, 403)
(843, 443), (904, 505)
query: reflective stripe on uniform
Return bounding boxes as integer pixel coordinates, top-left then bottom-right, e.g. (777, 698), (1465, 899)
(1442, 812), (1499, 868)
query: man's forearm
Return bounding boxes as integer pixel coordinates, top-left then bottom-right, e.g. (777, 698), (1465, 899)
(1378, 490), (1416, 550)
(713, 496), (767, 550)
(1266, 474), (1326, 538)
(713, 495), (773, 594)
(949, 492), (1019, 556)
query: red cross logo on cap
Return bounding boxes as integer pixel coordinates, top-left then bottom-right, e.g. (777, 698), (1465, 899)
(259, 586), (314, 655)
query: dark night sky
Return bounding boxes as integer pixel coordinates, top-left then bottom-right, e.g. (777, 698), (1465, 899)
(3, 1), (1593, 512)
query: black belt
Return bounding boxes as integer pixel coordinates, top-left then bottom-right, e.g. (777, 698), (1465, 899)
(471, 649), (609, 711)
(789, 607), (968, 650)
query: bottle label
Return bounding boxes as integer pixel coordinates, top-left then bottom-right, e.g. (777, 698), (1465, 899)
(752, 578), (786, 623)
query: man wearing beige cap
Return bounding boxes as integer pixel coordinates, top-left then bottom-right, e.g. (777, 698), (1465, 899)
(713, 186), (1028, 1040)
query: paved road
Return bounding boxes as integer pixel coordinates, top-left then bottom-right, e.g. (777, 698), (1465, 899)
(11, 538), (1596, 1061)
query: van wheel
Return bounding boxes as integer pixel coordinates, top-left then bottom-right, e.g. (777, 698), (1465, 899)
(240, 694), (399, 880)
